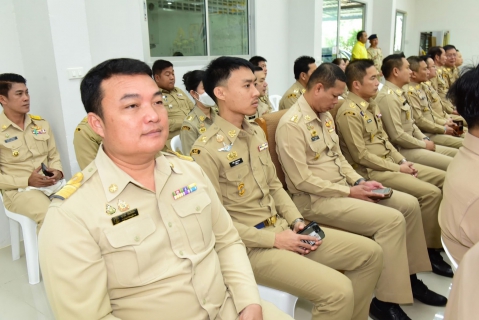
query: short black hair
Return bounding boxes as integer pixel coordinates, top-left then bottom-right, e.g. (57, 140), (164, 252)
(307, 63), (346, 90)
(249, 56), (267, 66)
(294, 56), (316, 80)
(345, 59), (375, 90)
(0, 73), (27, 99)
(172, 51), (184, 56)
(381, 53), (406, 79)
(447, 65), (479, 129)
(152, 59), (173, 75)
(419, 55), (430, 64)
(80, 58), (152, 119)
(182, 70), (205, 93)
(428, 46), (444, 61)
(356, 31), (366, 40)
(332, 58), (344, 66)
(443, 44), (457, 53)
(203, 56), (255, 103)
(253, 66), (264, 72)
(407, 56), (423, 72)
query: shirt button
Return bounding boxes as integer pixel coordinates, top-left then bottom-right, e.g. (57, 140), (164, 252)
(134, 236), (140, 242)
(168, 222), (172, 227)
(196, 206), (200, 211)
(179, 251), (184, 256)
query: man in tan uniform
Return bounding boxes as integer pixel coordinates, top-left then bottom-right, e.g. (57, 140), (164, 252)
(276, 63), (440, 319)
(0, 73), (63, 231)
(367, 34), (383, 81)
(73, 116), (103, 169)
(336, 60), (453, 280)
(439, 65), (479, 264)
(404, 56), (462, 149)
(375, 55), (456, 172)
(442, 45), (458, 87)
(247, 67), (273, 123)
(39, 58), (290, 320)
(153, 59), (194, 150)
(428, 47), (457, 116)
(279, 56), (317, 110)
(192, 56), (383, 320)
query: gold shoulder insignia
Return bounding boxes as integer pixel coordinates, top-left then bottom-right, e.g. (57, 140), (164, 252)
(301, 89), (306, 94)
(288, 93), (297, 99)
(167, 150), (194, 161)
(290, 115), (298, 123)
(293, 89), (299, 94)
(53, 172), (84, 200)
(415, 85), (420, 90)
(186, 115), (193, 121)
(200, 136), (207, 143)
(190, 148), (201, 156)
(181, 125), (191, 131)
(387, 89), (392, 94)
(343, 111), (356, 116)
(409, 86), (415, 92)
(29, 114), (43, 120)
(349, 102), (357, 108)
(81, 116), (88, 122)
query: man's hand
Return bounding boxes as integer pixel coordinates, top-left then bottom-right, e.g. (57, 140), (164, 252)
(445, 125), (457, 136)
(48, 168), (63, 182)
(425, 140), (436, 151)
(239, 304), (263, 320)
(452, 109), (459, 115)
(399, 162), (418, 177)
(274, 225), (321, 255)
(28, 166), (56, 187)
(446, 119), (455, 127)
(349, 185), (381, 202)
(359, 180), (384, 190)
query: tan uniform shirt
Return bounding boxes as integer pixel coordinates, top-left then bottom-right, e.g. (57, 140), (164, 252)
(278, 81), (306, 110)
(367, 47), (383, 78)
(246, 97), (273, 123)
(0, 112), (62, 190)
(375, 82), (427, 151)
(180, 106), (217, 155)
(276, 95), (361, 198)
(39, 147), (261, 320)
(73, 116), (103, 170)
(162, 87), (195, 144)
(439, 133), (479, 263)
(435, 66), (456, 114)
(336, 92), (404, 179)
(190, 116), (302, 248)
(443, 66), (458, 87)
(421, 81), (449, 125)
(404, 82), (446, 134)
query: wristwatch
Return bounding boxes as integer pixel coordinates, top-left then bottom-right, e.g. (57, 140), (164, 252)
(290, 218), (304, 230)
(398, 159), (407, 165)
(354, 178), (365, 186)
(423, 137), (431, 141)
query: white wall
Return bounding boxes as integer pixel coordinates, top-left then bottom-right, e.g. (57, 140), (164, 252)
(415, 0), (479, 66)
(395, 0), (419, 57)
(0, 0), (24, 74)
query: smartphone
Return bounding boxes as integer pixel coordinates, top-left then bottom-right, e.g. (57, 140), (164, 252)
(297, 221), (325, 245)
(370, 187), (393, 199)
(41, 163), (54, 177)
(453, 120), (464, 135)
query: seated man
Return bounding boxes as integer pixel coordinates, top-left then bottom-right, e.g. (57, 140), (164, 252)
(276, 62), (440, 319)
(279, 56), (317, 110)
(192, 56), (383, 320)
(249, 56), (273, 110)
(336, 60), (452, 279)
(246, 67), (273, 123)
(39, 58), (290, 320)
(152, 59), (194, 150)
(0, 73), (63, 231)
(375, 55), (457, 172)
(73, 116), (102, 170)
(439, 65), (479, 264)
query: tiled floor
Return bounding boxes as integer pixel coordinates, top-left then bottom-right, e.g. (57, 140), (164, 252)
(0, 244), (452, 320)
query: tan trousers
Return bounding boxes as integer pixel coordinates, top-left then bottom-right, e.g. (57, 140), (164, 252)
(248, 219), (383, 320)
(217, 297), (293, 320)
(368, 163), (445, 248)
(3, 189), (51, 232)
(399, 145), (456, 171)
(294, 190), (430, 304)
(426, 133), (463, 149)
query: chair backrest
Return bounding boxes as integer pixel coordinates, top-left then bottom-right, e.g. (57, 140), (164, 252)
(170, 135), (183, 154)
(255, 109), (288, 190)
(441, 236), (459, 272)
(269, 95), (282, 112)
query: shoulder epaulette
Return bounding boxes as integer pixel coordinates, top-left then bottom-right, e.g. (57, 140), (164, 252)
(166, 149), (194, 161)
(53, 163), (97, 200)
(29, 114), (43, 120)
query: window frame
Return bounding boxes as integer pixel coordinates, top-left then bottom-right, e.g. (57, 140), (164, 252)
(393, 10), (406, 53)
(144, 0), (255, 64)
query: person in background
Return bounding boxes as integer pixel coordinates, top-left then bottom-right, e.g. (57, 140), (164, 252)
(367, 34), (383, 82)
(247, 67), (273, 122)
(351, 31), (368, 61)
(73, 116), (103, 170)
(332, 58), (346, 72)
(443, 45), (458, 87)
(249, 56), (268, 78)
(152, 59), (194, 150)
(0, 73), (64, 232)
(279, 56), (317, 110)
(180, 70), (217, 154)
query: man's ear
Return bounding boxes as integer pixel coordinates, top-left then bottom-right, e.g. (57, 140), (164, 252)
(352, 80), (361, 92)
(313, 82), (323, 95)
(154, 74), (161, 83)
(213, 86), (226, 103)
(87, 112), (105, 138)
(0, 95), (7, 106)
(410, 71), (417, 80)
(393, 67), (400, 77)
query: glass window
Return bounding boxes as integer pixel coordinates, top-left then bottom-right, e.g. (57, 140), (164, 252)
(147, 0), (250, 58)
(394, 11), (406, 53)
(339, 2), (365, 60)
(321, 0), (339, 63)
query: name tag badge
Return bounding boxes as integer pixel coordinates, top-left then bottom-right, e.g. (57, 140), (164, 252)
(111, 208), (139, 225)
(367, 119), (372, 123)
(229, 158), (243, 168)
(4, 136), (18, 143)
(311, 136), (320, 141)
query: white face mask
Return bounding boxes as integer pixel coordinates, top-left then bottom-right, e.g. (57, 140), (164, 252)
(194, 92), (216, 108)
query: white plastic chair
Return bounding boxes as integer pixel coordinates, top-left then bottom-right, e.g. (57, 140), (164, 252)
(0, 193), (40, 284)
(258, 285), (298, 317)
(441, 236), (458, 272)
(269, 95), (281, 112)
(170, 135), (183, 154)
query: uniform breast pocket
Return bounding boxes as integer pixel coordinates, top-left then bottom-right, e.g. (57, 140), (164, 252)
(32, 133), (50, 155)
(0, 137), (24, 163)
(400, 105), (411, 122)
(364, 121), (378, 141)
(224, 165), (250, 199)
(171, 189), (212, 253)
(102, 215), (160, 287)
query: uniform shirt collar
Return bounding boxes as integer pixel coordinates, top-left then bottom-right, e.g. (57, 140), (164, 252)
(0, 111), (33, 131)
(214, 115), (254, 144)
(193, 105), (216, 121)
(347, 92), (371, 112)
(296, 95), (319, 123)
(94, 145), (173, 202)
(294, 81), (306, 90)
(384, 81), (406, 98)
(160, 87), (178, 94)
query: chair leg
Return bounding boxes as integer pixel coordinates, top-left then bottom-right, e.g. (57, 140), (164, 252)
(22, 220), (40, 285)
(9, 218), (20, 260)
